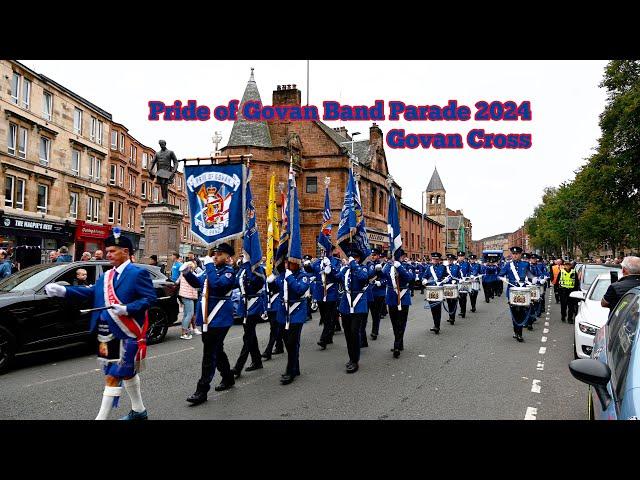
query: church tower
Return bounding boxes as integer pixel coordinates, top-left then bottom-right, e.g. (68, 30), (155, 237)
(426, 167), (447, 253)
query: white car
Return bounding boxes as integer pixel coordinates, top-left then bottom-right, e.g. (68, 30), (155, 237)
(571, 273), (611, 359)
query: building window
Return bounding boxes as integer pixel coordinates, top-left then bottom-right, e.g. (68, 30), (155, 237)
(141, 181), (147, 199)
(130, 145), (137, 164)
(94, 157), (101, 181)
(43, 92), (53, 121)
(176, 174), (181, 190)
(15, 177), (25, 209)
(371, 186), (376, 211)
(379, 191), (384, 215)
(153, 186), (159, 203)
(97, 120), (103, 145)
(111, 131), (117, 149)
(86, 197), (93, 221)
(412, 233), (415, 248)
(69, 192), (78, 219)
(22, 78), (31, 109)
(117, 202), (123, 225)
(108, 201), (115, 223)
(10, 73), (20, 104)
(127, 207), (134, 229)
(90, 117), (96, 141)
(72, 150), (81, 175)
(119, 133), (125, 153)
(39, 137), (51, 165)
(109, 164), (116, 185)
(142, 152), (148, 170)
(118, 166), (124, 187)
(37, 184), (48, 214)
(8, 123), (17, 156)
(140, 216), (145, 231)
(4, 176), (14, 208)
(17, 127), (27, 159)
(305, 176), (317, 194)
(74, 108), (83, 135)
(93, 199), (100, 223)
(436, 195), (441, 204)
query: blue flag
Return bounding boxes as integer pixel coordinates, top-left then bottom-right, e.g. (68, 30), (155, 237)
(387, 187), (402, 261)
(184, 164), (245, 246)
(337, 168), (369, 257)
(242, 175), (263, 275)
(276, 164), (302, 266)
(317, 183), (333, 253)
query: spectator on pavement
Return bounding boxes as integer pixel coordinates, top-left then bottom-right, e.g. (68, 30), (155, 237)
(49, 250), (59, 263)
(176, 261), (201, 339)
(149, 255), (158, 267)
(0, 250), (12, 279)
(551, 258), (564, 304)
(55, 246), (73, 263)
(601, 256), (640, 311)
(93, 250), (104, 260)
(170, 252), (182, 282)
(81, 251), (92, 261)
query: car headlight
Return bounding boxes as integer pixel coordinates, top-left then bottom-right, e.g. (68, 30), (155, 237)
(579, 322), (598, 336)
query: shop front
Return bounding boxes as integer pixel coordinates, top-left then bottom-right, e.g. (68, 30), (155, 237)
(368, 231), (390, 257)
(0, 211), (75, 267)
(73, 220), (111, 260)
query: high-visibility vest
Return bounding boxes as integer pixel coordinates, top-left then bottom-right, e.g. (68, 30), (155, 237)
(559, 269), (575, 289)
(551, 265), (561, 284)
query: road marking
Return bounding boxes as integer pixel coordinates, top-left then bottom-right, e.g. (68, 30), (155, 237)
(524, 407), (538, 420)
(418, 354), (426, 358)
(536, 361), (544, 371)
(544, 322), (549, 327)
(539, 347), (547, 354)
(541, 336), (547, 342)
(531, 379), (541, 393)
(543, 328), (549, 334)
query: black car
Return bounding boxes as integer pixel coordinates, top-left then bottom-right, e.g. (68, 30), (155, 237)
(0, 261), (179, 374)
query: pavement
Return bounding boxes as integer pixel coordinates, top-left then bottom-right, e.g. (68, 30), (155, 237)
(0, 288), (588, 420)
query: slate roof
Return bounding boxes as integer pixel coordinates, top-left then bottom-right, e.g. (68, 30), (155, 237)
(227, 69), (273, 148)
(426, 167), (445, 192)
(315, 121), (350, 147)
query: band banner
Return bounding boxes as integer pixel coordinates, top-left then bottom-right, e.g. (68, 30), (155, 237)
(184, 164), (246, 246)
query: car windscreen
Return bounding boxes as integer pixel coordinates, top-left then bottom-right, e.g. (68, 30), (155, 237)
(0, 264), (68, 292)
(589, 278), (611, 302)
(584, 266), (620, 287)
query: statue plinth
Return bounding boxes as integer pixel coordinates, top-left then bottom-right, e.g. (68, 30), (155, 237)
(142, 204), (183, 273)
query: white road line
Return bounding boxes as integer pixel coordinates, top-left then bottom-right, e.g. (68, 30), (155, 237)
(536, 361), (544, 371)
(531, 379), (541, 393)
(539, 347), (547, 354)
(524, 407), (538, 420)
(543, 328), (549, 334)
(541, 336), (547, 343)
(544, 322), (549, 327)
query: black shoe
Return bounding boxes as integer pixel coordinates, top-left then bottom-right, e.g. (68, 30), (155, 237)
(214, 380), (235, 392)
(486, 299), (490, 303)
(280, 374), (295, 385)
(526, 325), (533, 331)
(317, 341), (327, 350)
(517, 335), (524, 342)
(346, 362), (359, 374)
(326, 339), (333, 344)
(231, 367), (241, 379)
(261, 352), (272, 361)
(361, 340), (369, 348)
(319, 321), (324, 325)
(273, 348), (285, 355)
(186, 391), (208, 405)
(393, 349), (400, 358)
(430, 327), (440, 334)
(561, 317), (566, 323)
(471, 308), (476, 312)
(513, 334), (518, 339)
(461, 312), (465, 318)
(370, 333), (377, 340)
(245, 363), (263, 372)
(568, 318), (574, 324)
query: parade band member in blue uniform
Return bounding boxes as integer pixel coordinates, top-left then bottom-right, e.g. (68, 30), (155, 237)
(262, 251), (285, 360)
(367, 248), (388, 341)
(444, 253), (460, 324)
(338, 246), (370, 373)
(185, 242), (238, 406)
(531, 254), (548, 319)
(231, 260), (266, 378)
(421, 252), (450, 334)
(383, 248), (413, 357)
(499, 246), (535, 342)
(269, 259), (310, 385)
(468, 254), (481, 312)
(44, 231), (157, 420)
(314, 245), (342, 349)
(480, 254), (500, 303)
(456, 251), (470, 318)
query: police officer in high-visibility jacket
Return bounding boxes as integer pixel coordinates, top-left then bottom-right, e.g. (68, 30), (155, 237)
(498, 246), (535, 342)
(269, 259), (310, 385)
(421, 251), (449, 335)
(382, 248), (413, 357)
(468, 254), (481, 312)
(559, 261), (579, 324)
(337, 245), (370, 373)
(314, 245), (342, 350)
(185, 242), (238, 406)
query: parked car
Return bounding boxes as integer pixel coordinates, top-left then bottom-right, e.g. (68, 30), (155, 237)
(0, 261), (178, 374)
(572, 273), (611, 359)
(569, 286), (640, 420)
(576, 263), (621, 295)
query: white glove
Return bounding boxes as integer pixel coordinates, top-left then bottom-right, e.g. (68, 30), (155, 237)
(285, 269), (293, 278)
(322, 257), (330, 267)
(44, 283), (66, 298)
(310, 276), (316, 282)
(375, 281), (382, 287)
(202, 256), (214, 266)
(179, 262), (192, 272)
(237, 258), (244, 266)
(393, 261), (401, 268)
(267, 273), (277, 283)
(303, 260), (311, 267)
(375, 263), (382, 271)
(324, 265), (331, 274)
(111, 304), (128, 316)
(348, 256), (355, 263)
(422, 279), (429, 286)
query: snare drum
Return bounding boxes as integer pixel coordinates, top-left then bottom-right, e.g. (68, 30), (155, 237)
(425, 285), (444, 302)
(471, 278), (481, 291)
(443, 284), (459, 299)
(458, 280), (471, 293)
(529, 285), (540, 301)
(509, 286), (531, 307)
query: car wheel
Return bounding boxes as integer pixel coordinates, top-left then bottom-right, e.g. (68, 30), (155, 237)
(0, 325), (17, 375)
(146, 307), (169, 345)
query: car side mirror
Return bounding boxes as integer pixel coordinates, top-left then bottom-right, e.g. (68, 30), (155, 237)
(569, 359), (612, 411)
(570, 291), (586, 301)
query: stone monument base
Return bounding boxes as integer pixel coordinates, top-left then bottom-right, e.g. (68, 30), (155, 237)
(141, 203), (183, 273)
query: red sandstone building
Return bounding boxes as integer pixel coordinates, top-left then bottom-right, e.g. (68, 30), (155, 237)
(220, 71), (443, 259)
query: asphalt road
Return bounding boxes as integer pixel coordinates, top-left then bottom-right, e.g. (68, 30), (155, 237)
(0, 287), (588, 420)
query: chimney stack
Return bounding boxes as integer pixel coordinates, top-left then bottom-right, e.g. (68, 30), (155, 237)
(273, 84), (301, 106)
(332, 126), (350, 140)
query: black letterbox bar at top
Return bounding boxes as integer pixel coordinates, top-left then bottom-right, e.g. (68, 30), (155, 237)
(178, 154), (253, 167)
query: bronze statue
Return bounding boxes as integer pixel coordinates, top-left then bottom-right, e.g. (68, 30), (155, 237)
(149, 140), (179, 204)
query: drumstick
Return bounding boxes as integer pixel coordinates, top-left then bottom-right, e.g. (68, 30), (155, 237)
(80, 305), (115, 314)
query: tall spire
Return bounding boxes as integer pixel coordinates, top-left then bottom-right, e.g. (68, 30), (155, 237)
(426, 167), (445, 192)
(227, 68), (273, 148)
